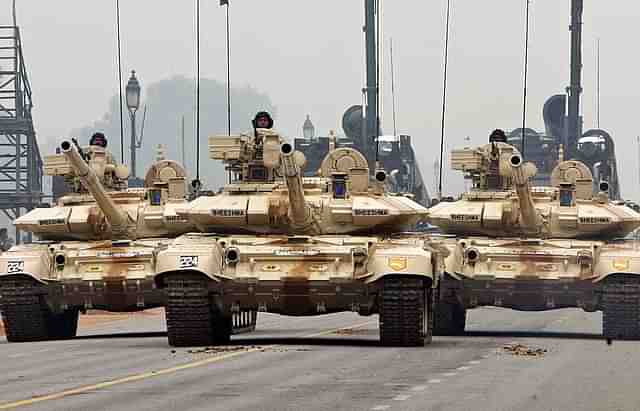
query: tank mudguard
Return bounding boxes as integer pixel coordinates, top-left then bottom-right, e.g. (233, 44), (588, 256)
(154, 237), (226, 287)
(365, 246), (436, 286)
(0, 246), (52, 284)
(592, 248), (640, 282)
(439, 239), (464, 280)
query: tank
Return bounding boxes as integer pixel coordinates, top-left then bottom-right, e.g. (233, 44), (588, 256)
(0, 140), (193, 342)
(428, 141), (640, 340)
(154, 128), (444, 347)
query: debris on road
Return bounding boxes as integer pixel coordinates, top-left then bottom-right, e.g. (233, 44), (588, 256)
(332, 327), (370, 335)
(186, 345), (313, 356)
(502, 343), (547, 357)
(188, 346), (258, 355)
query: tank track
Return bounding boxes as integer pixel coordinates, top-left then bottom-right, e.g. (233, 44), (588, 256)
(602, 274), (640, 340)
(433, 287), (466, 336)
(0, 277), (78, 342)
(379, 277), (431, 347)
(165, 273), (231, 347)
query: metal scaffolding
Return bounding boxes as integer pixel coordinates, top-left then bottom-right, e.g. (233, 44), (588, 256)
(0, 26), (42, 243)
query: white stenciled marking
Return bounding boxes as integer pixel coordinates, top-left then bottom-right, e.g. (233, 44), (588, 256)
(411, 385), (428, 391)
(371, 406), (390, 411)
(427, 379), (442, 384)
(456, 366), (471, 371)
(468, 360), (481, 365)
(393, 394), (412, 401)
(443, 372), (458, 377)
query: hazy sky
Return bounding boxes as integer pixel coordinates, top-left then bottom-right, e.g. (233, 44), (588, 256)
(6, 0), (640, 198)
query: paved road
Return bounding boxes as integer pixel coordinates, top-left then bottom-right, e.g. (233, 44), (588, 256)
(0, 307), (638, 411)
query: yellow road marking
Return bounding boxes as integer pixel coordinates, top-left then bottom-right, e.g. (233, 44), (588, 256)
(0, 320), (374, 410)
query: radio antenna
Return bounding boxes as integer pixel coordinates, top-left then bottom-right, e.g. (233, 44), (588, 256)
(375, 0), (381, 167)
(520, 0), (532, 158)
(115, 0), (125, 163)
(438, 0), (452, 200)
(596, 38), (600, 129)
(195, 0), (201, 186)
(390, 38), (398, 137)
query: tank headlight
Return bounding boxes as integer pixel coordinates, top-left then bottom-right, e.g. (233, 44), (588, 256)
(465, 248), (480, 264)
(225, 247), (240, 265)
(55, 253), (66, 267)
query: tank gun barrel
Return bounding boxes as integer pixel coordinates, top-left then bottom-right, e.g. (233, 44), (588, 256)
(60, 140), (129, 236)
(508, 154), (540, 233)
(280, 143), (310, 226)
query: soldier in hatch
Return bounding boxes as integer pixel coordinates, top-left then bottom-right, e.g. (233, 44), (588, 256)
(250, 111), (275, 162)
(89, 132), (108, 148)
(489, 128), (507, 143)
(487, 129), (508, 189)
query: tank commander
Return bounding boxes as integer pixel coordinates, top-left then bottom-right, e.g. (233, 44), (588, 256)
(487, 129), (508, 189)
(489, 128), (507, 143)
(252, 111), (274, 143)
(250, 111), (275, 162)
(89, 132), (108, 148)
(252, 111), (274, 131)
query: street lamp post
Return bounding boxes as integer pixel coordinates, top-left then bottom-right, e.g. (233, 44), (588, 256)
(126, 70), (141, 178)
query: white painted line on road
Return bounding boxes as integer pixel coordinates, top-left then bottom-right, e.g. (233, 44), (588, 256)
(393, 394), (411, 401)
(443, 372), (457, 377)
(468, 360), (481, 365)
(371, 406), (390, 411)
(427, 379), (442, 384)
(411, 385), (428, 391)
(456, 366), (471, 371)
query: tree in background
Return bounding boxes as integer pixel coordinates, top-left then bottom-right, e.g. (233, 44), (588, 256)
(71, 76), (276, 190)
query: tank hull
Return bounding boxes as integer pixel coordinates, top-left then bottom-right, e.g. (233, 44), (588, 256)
(0, 239), (170, 342)
(0, 239), (169, 310)
(154, 234), (440, 346)
(436, 236), (640, 339)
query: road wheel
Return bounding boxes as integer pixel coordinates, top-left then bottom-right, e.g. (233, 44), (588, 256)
(379, 277), (431, 347)
(602, 274), (640, 340)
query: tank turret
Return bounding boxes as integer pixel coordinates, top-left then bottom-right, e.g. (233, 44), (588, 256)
(14, 139), (193, 241)
(180, 129), (428, 235)
(429, 142), (640, 239)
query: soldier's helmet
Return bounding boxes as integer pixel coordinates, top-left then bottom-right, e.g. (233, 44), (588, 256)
(89, 132), (108, 148)
(252, 111), (274, 129)
(489, 129), (507, 143)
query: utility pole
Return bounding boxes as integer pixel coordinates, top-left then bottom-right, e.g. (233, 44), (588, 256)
(566, 0), (583, 160)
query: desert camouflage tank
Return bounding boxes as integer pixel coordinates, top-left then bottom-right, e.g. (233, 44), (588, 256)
(428, 141), (640, 340)
(0, 140), (193, 342)
(154, 129), (444, 347)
